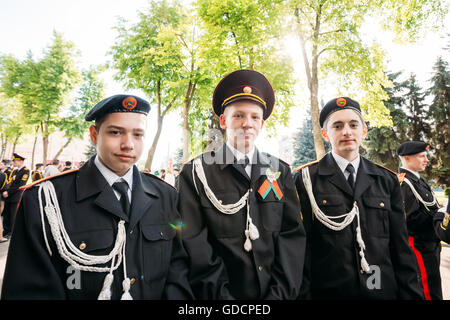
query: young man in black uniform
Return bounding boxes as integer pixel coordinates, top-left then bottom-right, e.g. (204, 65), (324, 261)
(2, 153), (30, 238)
(2, 94), (193, 300)
(397, 141), (442, 300)
(177, 69), (306, 300)
(294, 97), (423, 299)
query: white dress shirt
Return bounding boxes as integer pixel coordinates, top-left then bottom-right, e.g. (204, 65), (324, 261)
(226, 142), (255, 177)
(94, 155), (133, 202)
(331, 151), (360, 182)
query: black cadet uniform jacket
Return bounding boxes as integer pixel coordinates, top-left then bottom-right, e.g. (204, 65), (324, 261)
(1, 157), (193, 300)
(177, 144), (306, 300)
(399, 168), (440, 242)
(294, 153), (423, 300)
(399, 168), (442, 300)
(6, 166), (30, 203)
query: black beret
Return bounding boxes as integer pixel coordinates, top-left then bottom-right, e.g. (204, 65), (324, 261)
(397, 141), (430, 156)
(319, 97), (362, 127)
(12, 153), (25, 161)
(85, 94), (151, 121)
(213, 69), (275, 120)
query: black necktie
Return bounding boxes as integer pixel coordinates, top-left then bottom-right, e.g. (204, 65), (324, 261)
(346, 163), (355, 190)
(113, 181), (131, 216)
(236, 156), (250, 177)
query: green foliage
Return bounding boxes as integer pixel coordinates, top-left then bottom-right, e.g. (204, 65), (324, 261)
(365, 72), (410, 170)
(425, 56), (450, 185)
(292, 111), (330, 168)
(195, 0), (297, 136)
(58, 66), (106, 140)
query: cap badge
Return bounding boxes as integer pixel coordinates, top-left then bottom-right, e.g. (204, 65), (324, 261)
(122, 96), (138, 110)
(243, 86), (252, 94)
(425, 145), (430, 151)
(336, 97), (347, 107)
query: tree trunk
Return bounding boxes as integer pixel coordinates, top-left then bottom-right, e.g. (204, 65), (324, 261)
(41, 121), (49, 164)
(145, 115), (163, 171)
(182, 81), (196, 163)
(145, 81), (163, 170)
(0, 134), (6, 159)
(31, 126), (39, 169)
(295, 6), (326, 160)
(53, 138), (72, 160)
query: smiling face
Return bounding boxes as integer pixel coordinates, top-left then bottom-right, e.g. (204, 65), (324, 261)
(219, 101), (265, 154)
(89, 112), (147, 177)
(321, 108), (367, 161)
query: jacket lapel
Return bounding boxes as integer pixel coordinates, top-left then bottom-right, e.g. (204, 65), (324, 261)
(76, 156), (129, 222)
(217, 143), (251, 182)
(354, 157), (377, 199)
(251, 150), (271, 184)
(128, 167), (158, 230)
(319, 153), (354, 197)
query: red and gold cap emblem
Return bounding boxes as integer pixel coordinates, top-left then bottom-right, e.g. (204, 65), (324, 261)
(122, 96), (138, 110)
(336, 97), (347, 107)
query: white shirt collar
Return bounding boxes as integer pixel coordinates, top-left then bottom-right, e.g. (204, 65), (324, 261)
(94, 155), (133, 190)
(226, 142), (255, 164)
(331, 151), (360, 176)
(400, 167), (420, 179)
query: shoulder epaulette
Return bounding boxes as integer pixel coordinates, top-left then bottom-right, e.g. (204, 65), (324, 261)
(373, 163), (397, 176)
(20, 168), (79, 190)
(141, 171), (176, 190)
(397, 172), (406, 183)
(294, 160), (319, 172)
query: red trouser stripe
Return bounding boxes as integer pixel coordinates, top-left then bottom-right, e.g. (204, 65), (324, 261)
(408, 236), (431, 300)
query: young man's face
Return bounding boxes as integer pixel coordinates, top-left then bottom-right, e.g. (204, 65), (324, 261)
(403, 151), (428, 172)
(12, 159), (23, 168)
(219, 101), (265, 153)
(89, 112), (147, 177)
(321, 109), (367, 160)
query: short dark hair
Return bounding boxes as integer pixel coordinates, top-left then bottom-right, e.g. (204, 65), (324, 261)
(52, 159), (60, 165)
(65, 161), (72, 166)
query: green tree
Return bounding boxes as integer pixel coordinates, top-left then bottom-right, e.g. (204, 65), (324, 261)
(405, 73), (431, 141)
(110, 0), (208, 168)
(426, 56), (450, 185)
(292, 110), (330, 168)
(365, 72), (410, 170)
(0, 31), (80, 163)
(289, 0), (448, 160)
(195, 0), (297, 141)
(53, 66), (105, 160)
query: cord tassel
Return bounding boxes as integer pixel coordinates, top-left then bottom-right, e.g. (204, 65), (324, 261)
(120, 278), (133, 300)
(98, 273), (114, 300)
(244, 230), (252, 252)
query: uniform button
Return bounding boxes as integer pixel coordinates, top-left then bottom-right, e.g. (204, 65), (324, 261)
(160, 231), (164, 238)
(258, 266), (263, 272)
(79, 242), (87, 250)
(322, 200), (327, 205)
(360, 269), (364, 274)
(249, 188), (253, 192)
(380, 202), (385, 208)
(130, 278), (136, 285)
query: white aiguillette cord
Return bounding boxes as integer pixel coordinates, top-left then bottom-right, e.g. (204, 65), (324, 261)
(37, 180), (132, 299)
(301, 167), (370, 273)
(402, 177), (439, 213)
(192, 158), (259, 251)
